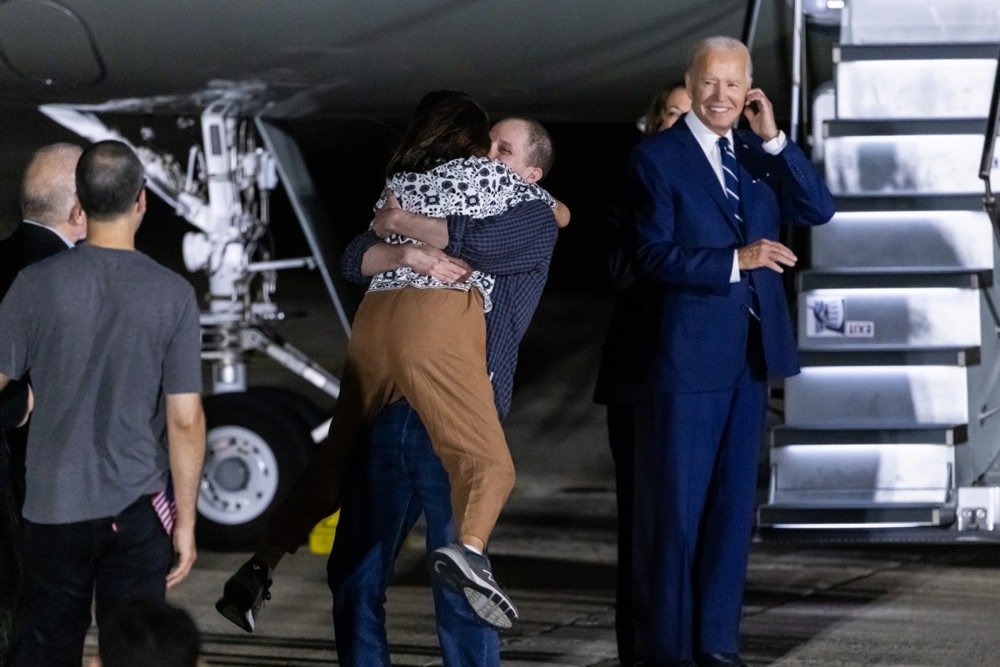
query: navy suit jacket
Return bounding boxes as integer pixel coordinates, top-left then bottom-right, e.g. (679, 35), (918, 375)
(627, 118), (835, 393)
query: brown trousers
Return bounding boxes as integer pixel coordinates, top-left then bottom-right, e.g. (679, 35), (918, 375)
(265, 288), (514, 553)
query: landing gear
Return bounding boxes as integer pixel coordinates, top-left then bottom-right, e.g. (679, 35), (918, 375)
(197, 388), (323, 551)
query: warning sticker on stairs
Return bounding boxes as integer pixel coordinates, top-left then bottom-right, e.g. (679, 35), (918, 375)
(805, 296), (875, 337)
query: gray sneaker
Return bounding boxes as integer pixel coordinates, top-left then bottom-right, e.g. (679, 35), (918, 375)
(215, 558), (272, 632)
(428, 542), (518, 630)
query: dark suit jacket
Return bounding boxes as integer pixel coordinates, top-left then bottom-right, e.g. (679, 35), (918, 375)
(0, 222), (70, 300)
(627, 118), (835, 393)
(0, 222), (71, 488)
(593, 195), (648, 406)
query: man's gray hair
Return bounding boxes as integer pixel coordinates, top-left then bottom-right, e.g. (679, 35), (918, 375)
(686, 36), (752, 80)
(20, 143), (83, 227)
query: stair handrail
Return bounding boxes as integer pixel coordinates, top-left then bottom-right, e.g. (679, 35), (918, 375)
(982, 44), (1000, 233)
(740, 0), (763, 49)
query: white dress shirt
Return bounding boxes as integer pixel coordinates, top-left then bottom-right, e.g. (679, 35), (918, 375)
(682, 112), (787, 281)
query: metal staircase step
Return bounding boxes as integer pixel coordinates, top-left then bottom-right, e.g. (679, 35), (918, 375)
(842, 0), (1000, 45)
(811, 210), (994, 272)
(773, 424), (968, 447)
(825, 123), (992, 196)
(758, 504), (954, 528)
(798, 287), (981, 349)
(826, 119), (989, 137)
(834, 45), (998, 119)
(766, 442), (954, 505)
(836, 43), (1000, 62)
(797, 270), (992, 290)
(799, 348), (980, 367)
(785, 366), (969, 426)
(834, 194), (987, 212)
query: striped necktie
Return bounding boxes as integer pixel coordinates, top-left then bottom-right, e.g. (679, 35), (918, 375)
(718, 136), (742, 225)
(719, 136), (759, 320)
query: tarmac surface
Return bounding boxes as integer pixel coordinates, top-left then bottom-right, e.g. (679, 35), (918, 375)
(5, 118), (998, 665)
(0, 227), (991, 666)
(85, 489), (1000, 667)
(59, 270), (1000, 667)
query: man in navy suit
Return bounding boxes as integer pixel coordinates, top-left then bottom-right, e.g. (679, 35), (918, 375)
(626, 37), (835, 667)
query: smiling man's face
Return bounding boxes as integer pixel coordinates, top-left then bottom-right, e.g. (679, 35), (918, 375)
(488, 119), (541, 184)
(686, 48), (750, 136)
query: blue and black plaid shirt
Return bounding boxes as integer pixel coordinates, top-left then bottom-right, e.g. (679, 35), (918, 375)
(340, 199), (558, 420)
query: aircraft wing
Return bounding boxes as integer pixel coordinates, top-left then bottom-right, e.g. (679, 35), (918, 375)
(0, 0), (765, 122)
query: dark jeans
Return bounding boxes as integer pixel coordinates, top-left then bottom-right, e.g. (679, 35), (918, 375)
(327, 400), (500, 667)
(0, 484), (22, 666)
(8, 496), (172, 667)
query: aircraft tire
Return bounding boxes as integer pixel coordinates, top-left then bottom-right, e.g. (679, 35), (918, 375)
(244, 385), (330, 433)
(197, 391), (315, 551)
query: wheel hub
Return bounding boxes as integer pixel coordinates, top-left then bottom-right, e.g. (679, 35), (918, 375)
(198, 424), (280, 525)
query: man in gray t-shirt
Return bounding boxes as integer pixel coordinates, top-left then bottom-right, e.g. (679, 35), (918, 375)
(0, 140), (206, 667)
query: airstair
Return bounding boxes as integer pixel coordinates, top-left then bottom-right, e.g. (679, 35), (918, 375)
(757, 0), (1000, 539)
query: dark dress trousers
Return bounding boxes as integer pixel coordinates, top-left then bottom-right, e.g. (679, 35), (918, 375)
(593, 196), (650, 666)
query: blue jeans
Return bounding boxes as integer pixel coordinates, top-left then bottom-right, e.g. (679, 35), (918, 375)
(327, 400), (499, 667)
(8, 495), (172, 667)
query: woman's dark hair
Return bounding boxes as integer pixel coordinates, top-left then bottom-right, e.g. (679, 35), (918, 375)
(642, 81), (687, 136)
(386, 90), (491, 176)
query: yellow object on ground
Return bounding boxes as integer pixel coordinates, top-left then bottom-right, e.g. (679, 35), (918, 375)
(308, 511), (340, 554)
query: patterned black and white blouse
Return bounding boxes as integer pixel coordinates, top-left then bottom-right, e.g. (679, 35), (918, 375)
(369, 156), (554, 313)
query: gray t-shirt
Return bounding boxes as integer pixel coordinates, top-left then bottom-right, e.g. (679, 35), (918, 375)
(0, 244), (202, 523)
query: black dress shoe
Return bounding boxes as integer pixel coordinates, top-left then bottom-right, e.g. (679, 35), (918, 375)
(697, 653), (748, 667)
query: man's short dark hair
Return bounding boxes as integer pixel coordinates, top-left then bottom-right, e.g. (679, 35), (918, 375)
(98, 598), (201, 667)
(75, 140), (145, 221)
(508, 117), (555, 177)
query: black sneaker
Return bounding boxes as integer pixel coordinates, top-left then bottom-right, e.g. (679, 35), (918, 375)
(215, 558), (272, 632)
(428, 542), (518, 630)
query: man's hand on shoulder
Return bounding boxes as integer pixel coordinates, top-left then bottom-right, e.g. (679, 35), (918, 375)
(553, 199), (571, 228)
